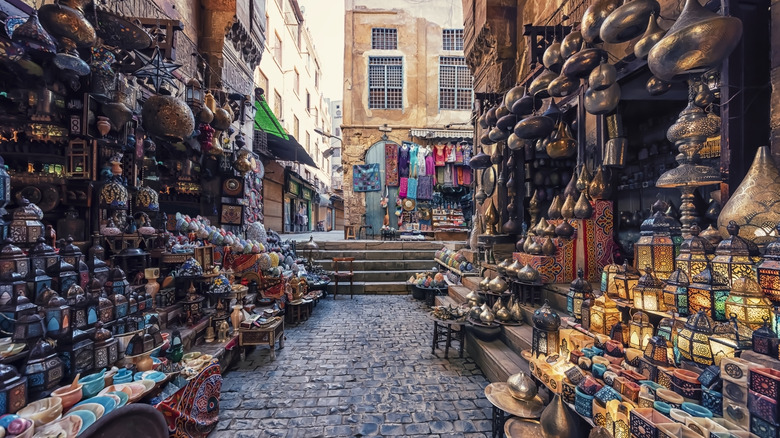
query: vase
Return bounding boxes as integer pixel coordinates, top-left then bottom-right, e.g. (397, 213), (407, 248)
(135, 353), (153, 372)
(231, 305), (244, 330)
(541, 394), (578, 438)
(562, 194), (577, 219)
(96, 116), (111, 137)
(574, 192), (594, 219)
(508, 371), (538, 401)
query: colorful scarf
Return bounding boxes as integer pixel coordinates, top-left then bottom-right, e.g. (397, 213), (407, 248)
(385, 143), (399, 186)
(407, 178), (418, 199)
(399, 177), (408, 198)
(352, 164), (381, 192)
(417, 175), (434, 200)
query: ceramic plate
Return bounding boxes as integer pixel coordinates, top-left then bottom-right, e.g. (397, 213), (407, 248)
(64, 410), (95, 435)
(109, 391), (128, 408)
(134, 371), (165, 382)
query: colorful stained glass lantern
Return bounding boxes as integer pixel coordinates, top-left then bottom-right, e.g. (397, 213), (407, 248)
(25, 268), (52, 305)
(135, 185), (159, 212)
(629, 311), (654, 350)
(42, 290), (70, 339)
(675, 224), (714, 280)
(615, 262), (640, 301)
(0, 240), (30, 278)
(85, 278), (102, 327)
(22, 338), (64, 393)
(0, 364), (28, 415)
(711, 221), (759, 287)
(687, 264), (730, 321)
(757, 223), (780, 305)
(98, 292), (114, 324)
(92, 322), (118, 370)
(709, 314), (753, 366)
(752, 318), (779, 357)
(568, 268), (593, 323)
(725, 277), (773, 330)
(677, 311), (715, 366)
(657, 316), (683, 344)
(632, 267), (666, 311)
(602, 263), (623, 298)
(66, 283), (88, 331)
(590, 294), (620, 336)
(8, 198), (44, 248)
(532, 300), (561, 358)
(663, 269), (689, 316)
(611, 321), (629, 346)
(110, 292), (128, 319)
(28, 237), (59, 275)
(47, 259), (77, 295)
(99, 176), (129, 210)
(104, 267), (129, 296)
(0, 272), (36, 334)
(634, 208), (676, 281)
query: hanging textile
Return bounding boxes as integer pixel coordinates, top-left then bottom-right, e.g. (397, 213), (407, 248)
(385, 143), (399, 186)
(407, 178), (418, 199)
(399, 142), (410, 177)
(436, 167), (445, 186)
(443, 165), (453, 187)
(434, 144), (446, 166)
(462, 167), (472, 185)
(418, 147), (428, 176)
(157, 360), (223, 438)
(409, 143), (419, 178)
(352, 164), (381, 192)
(417, 175), (434, 200)
(399, 177), (408, 198)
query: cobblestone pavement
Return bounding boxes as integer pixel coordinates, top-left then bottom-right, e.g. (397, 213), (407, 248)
(211, 295), (492, 438)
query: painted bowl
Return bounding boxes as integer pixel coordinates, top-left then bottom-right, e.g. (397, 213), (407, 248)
(64, 409), (96, 435)
(102, 393), (121, 410)
(74, 396), (116, 416)
(98, 385), (133, 399)
(17, 396), (63, 427)
(79, 372), (106, 399)
(0, 342), (26, 358)
(51, 384), (83, 412)
(120, 383), (147, 403)
(32, 414), (82, 438)
(0, 415), (34, 437)
(68, 403), (104, 421)
(134, 371), (165, 383)
(138, 379), (155, 395)
(109, 391), (128, 408)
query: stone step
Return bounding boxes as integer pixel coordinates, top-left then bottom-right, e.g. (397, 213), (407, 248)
(434, 295), (460, 308)
(318, 249), (437, 261)
(327, 281), (410, 295)
(315, 241), (447, 251)
(500, 324), (533, 355)
(448, 285), (471, 304)
(316, 259), (436, 271)
(462, 276), (483, 291)
(464, 332), (530, 383)
(333, 269), (420, 283)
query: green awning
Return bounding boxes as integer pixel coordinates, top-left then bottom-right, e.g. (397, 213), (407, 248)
(254, 95), (288, 140)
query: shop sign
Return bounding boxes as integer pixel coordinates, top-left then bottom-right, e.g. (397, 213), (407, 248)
(302, 188), (312, 201)
(287, 179), (300, 196)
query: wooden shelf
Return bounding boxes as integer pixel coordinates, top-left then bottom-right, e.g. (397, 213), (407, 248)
(434, 258), (478, 277)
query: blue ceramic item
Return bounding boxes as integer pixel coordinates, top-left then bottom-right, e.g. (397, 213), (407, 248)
(65, 409), (96, 435)
(75, 395), (117, 415)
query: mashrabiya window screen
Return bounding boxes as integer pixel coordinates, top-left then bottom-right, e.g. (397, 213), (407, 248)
(439, 57), (472, 110)
(372, 28), (398, 50)
(443, 29), (464, 51)
(368, 57), (403, 109)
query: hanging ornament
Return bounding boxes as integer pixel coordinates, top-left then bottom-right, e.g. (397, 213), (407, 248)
(133, 47), (182, 93)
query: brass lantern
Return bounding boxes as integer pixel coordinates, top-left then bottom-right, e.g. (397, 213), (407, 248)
(601, 263), (622, 298)
(638, 335), (673, 381)
(757, 223), (780, 305)
(99, 176), (129, 210)
(687, 264), (730, 321)
(677, 311), (715, 366)
(629, 311), (654, 350)
(532, 300), (561, 358)
(302, 236), (320, 267)
(634, 208), (677, 280)
(752, 319), (778, 357)
(663, 269), (689, 316)
(711, 221), (759, 287)
(725, 277), (773, 330)
(185, 78), (204, 109)
(657, 316), (683, 344)
(709, 314), (753, 366)
(0, 239), (30, 278)
(615, 262), (640, 301)
(568, 268), (593, 322)
(632, 267), (666, 312)
(675, 224), (714, 280)
(611, 321), (630, 346)
(590, 294), (620, 336)
(8, 198), (44, 248)
(0, 272), (36, 334)
(135, 185), (159, 212)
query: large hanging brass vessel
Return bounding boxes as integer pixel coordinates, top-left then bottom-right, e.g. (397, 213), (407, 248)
(514, 115), (554, 140)
(141, 94), (196, 142)
(38, 3), (96, 48)
(562, 43), (606, 79)
(589, 62), (617, 91)
(541, 395), (578, 438)
(504, 85), (525, 110)
(529, 69), (558, 98)
(646, 76), (672, 96)
(648, 0), (743, 81)
(546, 122), (577, 159)
(543, 39), (564, 73)
(483, 199), (499, 235)
(561, 194), (576, 219)
(589, 166), (613, 200)
(548, 74), (580, 98)
(717, 146), (780, 246)
(574, 192), (594, 219)
(561, 31), (583, 59)
(634, 13), (666, 60)
(599, 0), (660, 44)
(582, 0), (621, 43)
(584, 82), (621, 115)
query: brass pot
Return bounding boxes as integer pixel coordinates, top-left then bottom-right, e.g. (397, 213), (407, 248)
(576, 164), (592, 192)
(507, 371), (538, 401)
(507, 133), (524, 151)
(535, 217), (549, 236)
(496, 104), (510, 120)
(582, 0), (621, 43)
(141, 94), (196, 142)
(496, 114), (517, 131)
(555, 219), (575, 239)
(562, 194), (577, 219)
(510, 302), (524, 322)
(479, 276), (491, 291)
(496, 304), (511, 322)
(523, 235), (534, 253)
(634, 13), (666, 60)
(478, 113), (489, 129)
(39, 3), (96, 48)
(584, 82), (621, 115)
(548, 195), (563, 220)
(599, 0), (660, 44)
(648, 0), (743, 81)
(480, 304), (496, 324)
(546, 122), (577, 159)
(507, 259), (524, 278)
(211, 107), (232, 131)
(542, 237), (556, 256)
(504, 85), (525, 110)
(511, 92), (539, 116)
(589, 166), (613, 200)
(548, 74), (580, 98)
(529, 69), (558, 98)
(561, 31), (583, 59)
(562, 43), (606, 79)
(518, 264), (541, 283)
(544, 222), (557, 238)
(646, 76), (672, 96)
(574, 192), (594, 219)
(527, 238), (543, 255)
(486, 106), (499, 126)
(514, 115), (555, 140)
(497, 259), (512, 276)
(543, 40), (564, 73)
(564, 169), (579, 199)
(488, 276), (509, 293)
(541, 395), (578, 438)
(199, 105), (214, 124)
(489, 126), (510, 142)
(588, 62), (617, 91)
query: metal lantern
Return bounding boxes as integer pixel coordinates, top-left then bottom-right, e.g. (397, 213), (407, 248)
(629, 311), (654, 350)
(0, 239), (30, 278)
(532, 300), (561, 358)
(615, 262), (640, 301)
(725, 277), (773, 330)
(113, 246), (150, 278)
(663, 269), (689, 316)
(675, 224), (714, 279)
(47, 259), (78, 295)
(568, 268), (593, 322)
(110, 291), (128, 319)
(59, 237), (85, 270)
(709, 314), (753, 366)
(56, 326), (94, 382)
(0, 272), (36, 334)
(601, 263), (623, 298)
(92, 322), (118, 370)
(135, 185), (159, 212)
(752, 319), (779, 357)
(8, 198), (44, 247)
(42, 290), (70, 339)
(92, 257), (110, 286)
(28, 237), (59, 275)
(99, 176), (129, 210)
(302, 236), (320, 267)
(582, 296), (594, 332)
(66, 283), (89, 330)
(632, 267), (666, 311)
(657, 316), (683, 344)
(22, 338), (64, 394)
(757, 223), (780, 304)
(85, 278), (102, 327)
(634, 209), (677, 280)
(590, 294), (620, 336)
(104, 267), (129, 296)
(638, 335), (673, 381)
(677, 311), (715, 366)
(711, 221), (759, 287)
(12, 313), (45, 347)
(611, 321), (630, 346)
(687, 264), (730, 321)
(185, 78), (204, 109)
(25, 268), (52, 305)
(98, 292), (114, 324)
(0, 364), (27, 415)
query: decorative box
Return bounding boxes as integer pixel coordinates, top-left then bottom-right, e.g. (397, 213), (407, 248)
(575, 386), (595, 418)
(749, 390), (780, 426)
(570, 349), (585, 366)
(750, 368), (780, 401)
(606, 339), (625, 357)
(656, 422), (698, 438)
(698, 365), (722, 389)
(631, 408), (673, 438)
(603, 371), (619, 387)
(579, 357), (593, 371)
(621, 379), (641, 403)
(685, 417), (728, 438)
(593, 363), (608, 380)
(562, 378), (577, 404)
(581, 376), (603, 395)
(721, 357), (759, 386)
(752, 415), (780, 438)
(658, 367), (674, 390)
(723, 399), (751, 430)
(566, 366), (586, 385)
(621, 369), (646, 385)
(673, 381), (702, 402)
(723, 379), (749, 405)
(594, 398), (620, 429)
(702, 386), (724, 417)
(596, 386), (624, 404)
(639, 387), (655, 409)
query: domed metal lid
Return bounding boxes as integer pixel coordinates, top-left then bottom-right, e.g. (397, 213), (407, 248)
(88, 277), (103, 294)
(12, 198), (43, 220)
(666, 269), (689, 286)
(684, 310), (715, 333)
(763, 223), (780, 259)
(26, 337), (56, 362)
(0, 364), (20, 384)
(46, 258), (75, 275)
(700, 225), (723, 247)
(753, 318), (777, 339)
(92, 321), (113, 343)
(636, 267), (664, 290)
(0, 239), (26, 259)
(715, 221), (759, 256)
(108, 266), (127, 283)
(11, 10), (57, 55)
(59, 236), (83, 257)
(29, 237), (56, 256)
(518, 264), (541, 284)
(570, 268), (593, 294)
(690, 264), (728, 287)
(533, 300), (561, 331)
(729, 276), (762, 298)
(679, 224), (714, 255)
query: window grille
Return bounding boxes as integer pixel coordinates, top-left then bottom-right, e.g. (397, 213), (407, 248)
(371, 28), (398, 50)
(368, 57), (403, 109)
(439, 57), (472, 110)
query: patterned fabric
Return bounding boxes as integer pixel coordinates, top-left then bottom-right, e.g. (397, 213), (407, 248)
(399, 177), (408, 198)
(157, 360), (222, 438)
(434, 144), (446, 166)
(417, 147), (428, 176)
(406, 178), (418, 199)
(353, 164), (381, 192)
(425, 154), (435, 175)
(399, 143), (410, 178)
(417, 176), (434, 200)
(409, 143), (419, 178)
(445, 144), (455, 163)
(385, 143), (399, 186)
(462, 167), (472, 185)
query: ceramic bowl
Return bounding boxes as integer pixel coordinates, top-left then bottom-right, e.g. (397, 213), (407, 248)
(64, 409), (95, 435)
(653, 400), (672, 415)
(182, 352), (201, 362)
(18, 396), (63, 427)
(104, 367), (118, 387)
(79, 373), (106, 399)
(33, 414), (82, 438)
(109, 391), (128, 408)
(112, 371), (133, 385)
(102, 393), (121, 409)
(121, 383), (147, 403)
(68, 402), (104, 421)
(99, 385), (133, 399)
(656, 388), (684, 408)
(134, 371), (165, 382)
(681, 402), (712, 418)
(0, 342), (26, 358)
(74, 396), (116, 416)
(51, 384), (83, 412)
(138, 379), (155, 395)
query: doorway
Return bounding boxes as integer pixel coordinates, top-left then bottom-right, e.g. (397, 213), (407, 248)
(364, 141), (400, 236)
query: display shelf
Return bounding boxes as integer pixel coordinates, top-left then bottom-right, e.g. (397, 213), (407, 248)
(434, 258), (478, 277)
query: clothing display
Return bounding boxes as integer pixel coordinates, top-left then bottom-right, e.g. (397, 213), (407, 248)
(409, 143), (419, 178)
(399, 143), (410, 178)
(399, 177), (408, 198)
(434, 144), (446, 166)
(417, 175), (434, 200)
(352, 164), (381, 192)
(385, 143), (399, 186)
(407, 177), (418, 199)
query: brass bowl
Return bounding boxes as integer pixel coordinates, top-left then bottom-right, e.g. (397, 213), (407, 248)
(582, 0), (620, 43)
(514, 115), (555, 140)
(529, 69), (558, 98)
(562, 45), (605, 79)
(547, 74), (580, 98)
(561, 31), (583, 59)
(599, 0), (660, 44)
(584, 83), (621, 115)
(634, 13), (666, 60)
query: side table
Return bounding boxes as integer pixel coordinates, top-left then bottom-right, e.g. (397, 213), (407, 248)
(238, 317), (284, 360)
(431, 318), (465, 359)
(484, 382), (545, 438)
(285, 300), (312, 324)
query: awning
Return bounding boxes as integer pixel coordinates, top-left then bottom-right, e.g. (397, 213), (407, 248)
(254, 96), (287, 139)
(410, 129), (474, 139)
(266, 133), (318, 168)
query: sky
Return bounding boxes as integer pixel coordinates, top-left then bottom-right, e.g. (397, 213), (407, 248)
(298, 0), (346, 102)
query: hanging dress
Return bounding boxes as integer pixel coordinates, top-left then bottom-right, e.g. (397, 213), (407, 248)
(398, 144), (410, 178)
(409, 143), (419, 178)
(434, 144), (446, 166)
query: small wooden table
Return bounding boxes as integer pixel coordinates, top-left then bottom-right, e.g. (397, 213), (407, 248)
(285, 300), (313, 324)
(431, 317), (465, 359)
(484, 382), (545, 438)
(238, 318), (284, 360)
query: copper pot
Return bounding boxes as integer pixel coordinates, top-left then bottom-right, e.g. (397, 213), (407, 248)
(582, 0), (621, 43)
(141, 94), (196, 142)
(561, 31), (583, 59)
(599, 0), (660, 44)
(634, 13), (666, 60)
(584, 82), (621, 115)
(562, 43), (605, 79)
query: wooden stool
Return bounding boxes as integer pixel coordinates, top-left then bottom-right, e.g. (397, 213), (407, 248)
(332, 257), (355, 299)
(344, 226), (356, 240)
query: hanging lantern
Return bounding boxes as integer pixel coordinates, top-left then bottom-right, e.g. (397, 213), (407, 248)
(0, 239), (30, 278)
(25, 268), (52, 305)
(677, 311), (715, 366)
(725, 277), (773, 330)
(92, 322), (118, 370)
(752, 319), (779, 357)
(634, 207), (676, 280)
(104, 267), (129, 296)
(632, 267), (666, 311)
(46, 259), (78, 295)
(629, 311), (654, 350)
(42, 290), (70, 340)
(532, 300), (561, 358)
(184, 78), (204, 109)
(568, 268), (593, 322)
(8, 198), (44, 248)
(0, 273), (36, 334)
(611, 321), (630, 346)
(663, 269), (689, 316)
(590, 294), (620, 336)
(601, 263), (623, 298)
(99, 176), (129, 210)
(638, 335), (673, 381)
(28, 237), (59, 275)
(711, 221), (759, 287)
(615, 262), (640, 301)
(709, 314), (753, 366)
(758, 223), (780, 305)
(687, 264), (730, 321)
(135, 185), (159, 212)
(675, 224), (714, 280)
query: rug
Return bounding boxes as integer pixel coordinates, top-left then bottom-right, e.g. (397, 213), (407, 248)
(385, 143), (399, 186)
(353, 164), (381, 192)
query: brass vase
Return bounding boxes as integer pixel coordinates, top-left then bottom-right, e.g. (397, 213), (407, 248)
(480, 304), (495, 324)
(547, 122), (577, 159)
(717, 146), (780, 245)
(548, 195), (563, 220)
(529, 69), (558, 98)
(507, 371), (538, 401)
(542, 237), (556, 256)
(561, 194), (577, 219)
(599, 0), (660, 44)
(634, 13), (666, 60)
(543, 39), (564, 73)
(574, 192), (594, 219)
(576, 164), (592, 192)
(589, 167), (612, 200)
(582, 0), (621, 43)
(540, 394), (578, 438)
(561, 31), (583, 59)
(564, 169), (579, 199)
(483, 199), (499, 235)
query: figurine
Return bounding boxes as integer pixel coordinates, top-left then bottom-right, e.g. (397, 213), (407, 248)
(205, 326), (215, 343)
(217, 320), (229, 342)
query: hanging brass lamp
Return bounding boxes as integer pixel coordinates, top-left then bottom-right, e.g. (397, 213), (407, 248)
(561, 30), (583, 59)
(589, 62), (617, 91)
(582, 0), (621, 43)
(546, 121), (577, 159)
(634, 13), (666, 60)
(543, 38), (564, 73)
(584, 82), (621, 115)
(562, 42), (606, 79)
(599, 0), (660, 44)
(529, 69), (558, 98)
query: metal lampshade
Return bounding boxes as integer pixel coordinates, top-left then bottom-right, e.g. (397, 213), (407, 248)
(601, 263), (622, 298)
(629, 311), (654, 350)
(709, 314), (753, 366)
(634, 210), (676, 281)
(711, 221), (759, 288)
(687, 264), (729, 321)
(615, 262), (640, 301)
(725, 277), (773, 330)
(568, 268), (593, 322)
(663, 269), (689, 316)
(632, 267), (666, 312)
(590, 294), (620, 336)
(532, 300), (561, 358)
(677, 311), (715, 366)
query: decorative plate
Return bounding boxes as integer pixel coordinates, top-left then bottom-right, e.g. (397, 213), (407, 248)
(222, 178), (243, 197)
(39, 185), (60, 212)
(18, 186), (42, 204)
(723, 363), (742, 380)
(402, 198), (416, 211)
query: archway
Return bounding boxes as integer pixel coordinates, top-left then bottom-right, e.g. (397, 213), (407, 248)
(363, 140), (400, 236)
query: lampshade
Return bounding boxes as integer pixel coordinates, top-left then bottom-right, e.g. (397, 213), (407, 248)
(757, 223), (780, 305)
(611, 321), (630, 346)
(711, 221), (759, 287)
(724, 277), (773, 330)
(634, 205), (677, 280)
(568, 268), (593, 322)
(687, 264), (730, 321)
(663, 269), (689, 316)
(677, 311), (715, 366)
(632, 267), (666, 311)
(99, 177), (129, 210)
(590, 294), (620, 336)
(615, 262), (640, 301)
(532, 300), (561, 358)
(629, 311), (654, 350)
(601, 263), (622, 298)
(135, 185), (159, 212)
(675, 224), (714, 279)
(657, 316), (683, 344)
(643, 335), (673, 366)
(709, 314), (753, 366)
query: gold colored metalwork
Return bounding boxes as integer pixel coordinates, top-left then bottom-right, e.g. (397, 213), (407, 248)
(562, 43), (605, 79)
(585, 82), (621, 115)
(604, 137), (627, 166)
(507, 259), (524, 278)
(529, 190), (540, 225)
(529, 69), (558, 98)
(518, 264), (541, 283)
(646, 76), (672, 96)
(589, 62), (617, 91)
(600, 0), (660, 43)
(507, 371), (538, 401)
(540, 395), (577, 438)
(548, 195), (563, 220)
(561, 31), (583, 59)
(548, 74), (580, 98)
(556, 219), (575, 239)
(504, 85), (525, 110)
(38, 3), (96, 48)
(582, 0), (621, 43)
(141, 94), (196, 142)
(561, 194), (576, 220)
(634, 13), (666, 60)
(577, 164), (592, 192)
(574, 192), (593, 219)
(483, 199), (499, 235)
(488, 276), (509, 293)
(546, 122), (576, 159)
(543, 39), (564, 72)
(725, 277), (773, 330)
(589, 166), (612, 200)
(542, 237), (556, 256)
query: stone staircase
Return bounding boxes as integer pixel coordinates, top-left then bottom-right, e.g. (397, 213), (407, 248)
(314, 240), (464, 295)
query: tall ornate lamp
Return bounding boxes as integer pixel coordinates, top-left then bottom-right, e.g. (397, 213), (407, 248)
(711, 221), (759, 287)
(601, 263), (623, 298)
(532, 300), (561, 358)
(663, 269), (689, 316)
(632, 267), (666, 312)
(725, 277), (773, 330)
(568, 268), (593, 323)
(677, 311), (716, 366)
(634, 202), (677, 280)
(687, 263), (730, 321)
(302, 236), (320, 268)
(675, 224), (714, 279)
(757, 223), (780, 305)
(629, 311), (654, 350)
(590, 294), (620, 336)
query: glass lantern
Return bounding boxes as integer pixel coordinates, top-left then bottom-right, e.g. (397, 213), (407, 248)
(23, 338), (64, 393)
(601, 263), (623, 298)
(8, 198), (44, 248)
(638, 335), (673, 381)
(657, 316), (683, 344)
(47, 259), (78, 295)
(59, 237), (86, 270)
(104, 267), (129, 297)
(687, 264), (730, 321)
(28, 237), (58, 274)
(677, 311), (716, 366)
(92, 322), (118, 370)
(85, 278), (101, 327)
(711, 221), (759, 287)
(0, 364), (27, 415)
(12, 313), (45, 347)
(611, 321), (629, 346)
(135, 185), (159, 212)
(567, 268), (593, 323)
(709, 314), (753, 366)
(185, 78), (204, 109)
(25, 268), (52, 305)
(42, 291), (70, 340)
(632, 267), (666, 312)
(0, 272), (36, 334)
(615, 262), (640, 302)
(590, 294), (620, 336)
(757, 223), (780, 305)
(629, 311), (654, 350)
(663, 269), (689, 316)
(634, 210), (676, 281)
(582, 297), (594, 332)
(675, 224), (714, 280)
(0, 239), (30, 278)
(99, 176), (129, 210)
(66, 283), (88, 331)
(725, 277), (773, 330)
(532, 300), (561, 358)
(98, 292), (114, 325)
